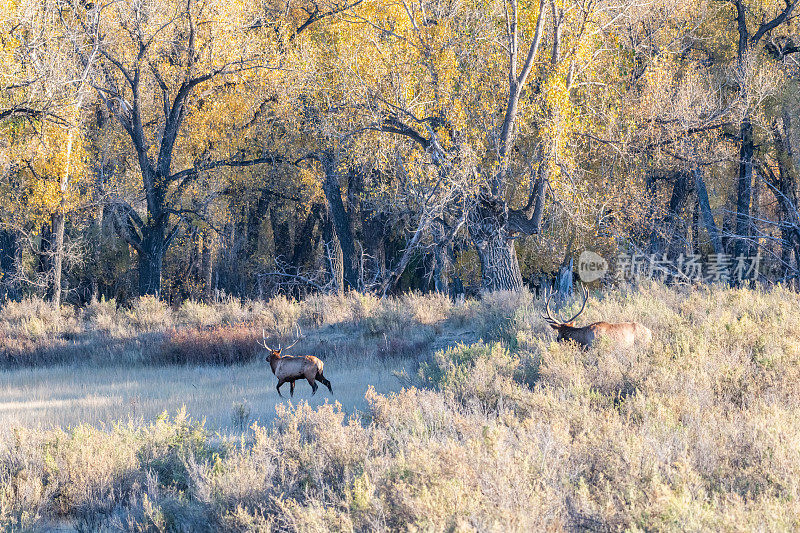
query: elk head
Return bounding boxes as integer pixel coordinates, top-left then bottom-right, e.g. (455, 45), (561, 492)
(260, 329), (299, 361)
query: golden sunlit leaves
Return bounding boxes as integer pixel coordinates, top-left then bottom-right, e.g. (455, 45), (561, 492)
(2, 121), (91, 228)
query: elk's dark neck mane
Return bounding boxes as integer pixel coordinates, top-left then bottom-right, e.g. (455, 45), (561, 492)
(268, 354), (282, 374)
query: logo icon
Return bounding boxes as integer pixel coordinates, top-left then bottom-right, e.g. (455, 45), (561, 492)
(578, 251), (608, 282)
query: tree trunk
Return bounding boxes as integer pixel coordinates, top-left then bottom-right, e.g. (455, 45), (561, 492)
(691, 198), (699, 254)
(138, 224), (166, 298)
(247, 193), (271, 259)
(693, 168), (723, 254)
(468, 194), (523, 292)
(0, 229), (20, 301)
(362, 210), (386, 284)
(291, 203), (323, 270)
(433, 245), (449, 294)
(431, 221), (452, 294)
(324, 219), (345, 294)
(767, 114), (800, 282)
(201, 231), (214, 302)
(270, 205), (292, 263)
(37, 221), (54, 295)
(735, 116), (754, 260)
(475, 235), (523, 291)
(780, 226), (795, 279)
(90, 208), (103, 302)
(51, 211), (66, 307)
(666, 173), (692, 259)
(321, 155), (359, 290)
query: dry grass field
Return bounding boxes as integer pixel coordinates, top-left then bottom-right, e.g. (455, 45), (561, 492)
(1, 284), (800, 531)
(0, 359), (409, 437)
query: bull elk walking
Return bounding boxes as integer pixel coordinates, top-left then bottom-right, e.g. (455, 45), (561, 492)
(261, 331), (333, 398)
(542, 285), (652, 348)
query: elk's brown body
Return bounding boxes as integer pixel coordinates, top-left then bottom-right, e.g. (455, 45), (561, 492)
(551, 321), (652, 348)
(543, 285), (652, 348)
(261, 332), (333, 397)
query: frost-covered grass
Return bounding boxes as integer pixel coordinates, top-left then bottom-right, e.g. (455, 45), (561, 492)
(2, 283), (800, 530)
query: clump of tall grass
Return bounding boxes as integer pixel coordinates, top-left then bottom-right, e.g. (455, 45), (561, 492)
(178, 299), (223, 328)
(125, 296), (172, 332)
(81, 297), (121, 332)
(257, 295), (301, 335)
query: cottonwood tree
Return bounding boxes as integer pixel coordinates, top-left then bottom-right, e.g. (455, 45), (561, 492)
(1, 0), (94, 305)
(328, 0), (636, 291)
(724, 0), (799, 261)
(755, 68), (800, 282)
(616, 0), (800, 274)
(57, 0), (355, 297)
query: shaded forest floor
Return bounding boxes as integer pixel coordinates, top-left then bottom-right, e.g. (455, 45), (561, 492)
(2, 284), (800, 531)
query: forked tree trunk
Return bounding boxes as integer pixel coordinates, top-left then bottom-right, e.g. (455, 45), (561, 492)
(475, 235), (523, 291)
(469, 197), (523, 292)
(468, 194), (524, 292)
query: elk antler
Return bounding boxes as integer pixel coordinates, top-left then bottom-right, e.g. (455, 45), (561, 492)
(283, 323), (303, 352)
(558, 283), (589, 324)
(261, 329), (273, 351)
(542, 290), (560, 324)
(542, 283), (589, 325)
(283, 338), (299, 351)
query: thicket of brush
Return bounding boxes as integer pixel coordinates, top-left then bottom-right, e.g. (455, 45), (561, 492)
(0, 291), (493, 368)
(2, 283), (800, 530)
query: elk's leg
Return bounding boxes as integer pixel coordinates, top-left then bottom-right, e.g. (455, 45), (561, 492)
(276, 379), (286, 398)
(307, 377), (318, 396)
(290, 380), (295, 397)
(318, 374), (333, 394)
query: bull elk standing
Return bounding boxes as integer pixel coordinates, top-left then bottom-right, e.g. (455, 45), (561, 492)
(260, 331), (333, 397)
(542, 285), (652, 348)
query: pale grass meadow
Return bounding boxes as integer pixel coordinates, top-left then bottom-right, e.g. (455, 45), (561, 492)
(0, 359), (408, 438)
